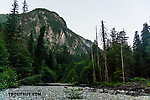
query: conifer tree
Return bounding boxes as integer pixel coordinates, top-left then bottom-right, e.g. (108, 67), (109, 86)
(23, 0), (28, 13)
(133, 31), (140, 50)
(5, 0), (19, 40)
(141, 23), (150, 77)
(133, 31), (144, 77)
(0, 35), (9, 72)
(28, 30), (34, 55)
(110, 28), (117, 44)
(3, 0), (33, 79)
(34, 26), (46, 73)
(11, 0), (19, 15)
(141, 23), (150, 53)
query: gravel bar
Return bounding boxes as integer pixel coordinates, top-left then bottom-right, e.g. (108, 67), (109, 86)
(0, 86), (150, 100)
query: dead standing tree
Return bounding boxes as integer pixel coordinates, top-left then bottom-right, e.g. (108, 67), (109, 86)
(96, 26), (102, 81)
(118, 30), (128, 83)
(91, 47), (97, 83)
(101, 20), (109, 81)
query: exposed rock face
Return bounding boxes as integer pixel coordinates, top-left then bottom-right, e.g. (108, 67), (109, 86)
(21, 8), (93, 55)
(0, 8), (93, 55)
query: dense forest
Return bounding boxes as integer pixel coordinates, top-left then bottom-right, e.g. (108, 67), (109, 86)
(0, 0), (150, 89)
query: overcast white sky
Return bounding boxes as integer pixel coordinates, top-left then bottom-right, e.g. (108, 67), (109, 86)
(1, 0), (150, 46)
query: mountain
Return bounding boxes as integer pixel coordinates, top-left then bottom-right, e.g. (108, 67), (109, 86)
(0, 8), (93, 55)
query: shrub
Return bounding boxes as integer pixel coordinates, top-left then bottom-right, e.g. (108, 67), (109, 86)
(41, 66), (57, 83)
(66, 68), (78, 83)
(133, 77), (147, 83)
(80, 64), (92, 84)
(0, 67), (18, 89)
(64, 87), (83, 99)
(18, 74), (42, 85)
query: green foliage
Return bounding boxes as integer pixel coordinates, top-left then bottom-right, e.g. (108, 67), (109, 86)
(0, 34), (9, 71)
(113, 70), (122, 82)
(18, 74), (42, 85)
(0, 67), (18, 89)
(80, 63), (93, 84)
(107, 42), (133, 81)
(0, 33), (18, 89)
(41, 66), (57, 83)
(7, 42), (33, 79)
(27, 30), (34, 55)
(66, 68), (78, 83)
(64, 87), (83, 99)
(147, 81), (150, 87)
(34, 26), (46, 73)
(1, 5), (150, 87)
(56, 46), (72, 64)
(133, 77), (147, 83)
(140, 23), (150, 77)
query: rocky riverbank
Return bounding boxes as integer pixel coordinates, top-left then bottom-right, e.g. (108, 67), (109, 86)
(0, 85), (150, 100)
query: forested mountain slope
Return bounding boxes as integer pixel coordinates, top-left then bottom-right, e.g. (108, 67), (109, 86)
(0, 8), (92, 55)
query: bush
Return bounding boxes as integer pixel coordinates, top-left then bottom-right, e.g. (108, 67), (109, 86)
(80, 64), (92, 84)
(133, 77), (147, 83)
(0, 67), (18, 89)
(147, 81), (150, 87)
(64, 87), (83, 99)
(66, 68), (78, 83)
(113, 70), (122, 82)
(18, 74), (42, 85)
(41, 66), (57, 83)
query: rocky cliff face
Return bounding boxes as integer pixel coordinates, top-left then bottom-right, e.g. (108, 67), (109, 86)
(0, 8), (93, 55)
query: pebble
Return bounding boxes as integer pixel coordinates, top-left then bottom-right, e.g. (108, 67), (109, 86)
(0, 86), (150, 100)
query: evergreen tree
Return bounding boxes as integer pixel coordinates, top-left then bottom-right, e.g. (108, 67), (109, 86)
(5, 0), (19, 41)
(141, 23), (150, 47)
(28, 30), (34, 55)
(0, 34), (9, 72)
(34, 26), (46, 73)
(110, 28), (117, 44)
(141, 23), (150, 77)
(133, 31), (144, 77)
(22, 0), (28, 13)
(133, 31), (140, 50)
(4, 0), (33, 79)
(11, 0), (19, 14)
(0, 32), (17, 89)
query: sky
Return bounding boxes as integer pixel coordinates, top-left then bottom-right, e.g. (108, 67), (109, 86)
(0, 0), (150, 47)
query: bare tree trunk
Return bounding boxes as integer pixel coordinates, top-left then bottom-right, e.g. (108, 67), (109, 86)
(101, 20), (109, 81)
(96, 26), (102, 81)
(91, 48), (96, 83)
(121, 42), (125, 82)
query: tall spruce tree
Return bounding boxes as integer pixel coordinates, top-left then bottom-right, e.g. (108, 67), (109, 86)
(0, 34), (9, 72)
(4, 0), (33, 79)
(110, 28), (117, 44)
(141, 23), (150, 77)
(34, 26), (46, 73)
(0, 34), (17, 89)
(133, 31), (144, 77)
(23, 0), (28, 13)
(5, 0), (18, 41)
(133, 31), (140, 50)
(28, 30), (34, 55)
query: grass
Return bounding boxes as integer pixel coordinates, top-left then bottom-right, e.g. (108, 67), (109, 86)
(64, 87), (83, 99)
